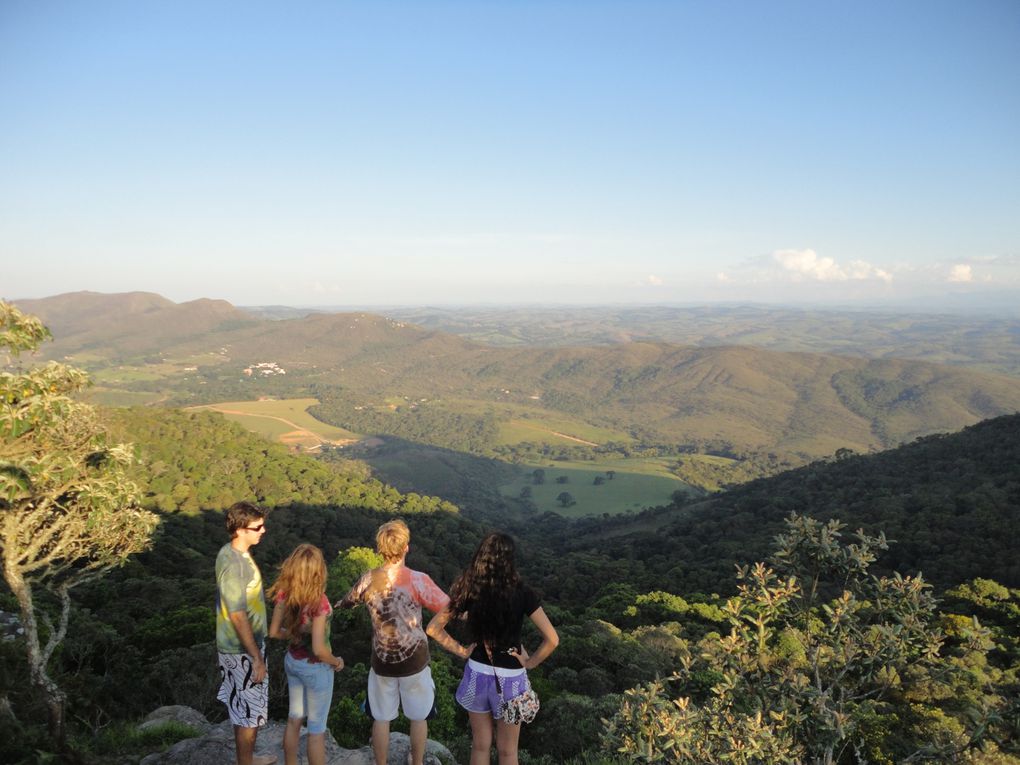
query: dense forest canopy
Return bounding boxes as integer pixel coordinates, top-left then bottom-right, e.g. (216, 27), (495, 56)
(2, 404), (1018, 763)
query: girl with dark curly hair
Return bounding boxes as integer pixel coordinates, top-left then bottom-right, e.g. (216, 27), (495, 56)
(428, 532), (558, 765)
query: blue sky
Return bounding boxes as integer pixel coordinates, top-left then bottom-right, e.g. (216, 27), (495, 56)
(2, 0), (1018, 308)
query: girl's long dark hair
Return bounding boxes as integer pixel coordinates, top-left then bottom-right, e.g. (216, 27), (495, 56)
(448, 532), (521, 644)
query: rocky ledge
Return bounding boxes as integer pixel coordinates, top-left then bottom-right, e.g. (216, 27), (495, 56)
(139, 706), (456, 765)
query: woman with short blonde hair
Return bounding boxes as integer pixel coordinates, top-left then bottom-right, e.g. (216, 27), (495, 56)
(375, 519), (411, 562)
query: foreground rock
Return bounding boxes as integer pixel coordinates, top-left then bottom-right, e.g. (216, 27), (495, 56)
(138, 705), (214, 735)
(139, 706), (456, 765)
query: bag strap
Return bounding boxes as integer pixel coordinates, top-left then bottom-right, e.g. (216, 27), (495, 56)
(483, 643), (504, 697)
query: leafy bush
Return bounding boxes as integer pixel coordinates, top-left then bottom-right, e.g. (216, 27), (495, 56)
(603, 514), (1002, 763)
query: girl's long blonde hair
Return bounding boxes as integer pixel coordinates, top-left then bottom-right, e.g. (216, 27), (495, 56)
(267, 543), (328, 639)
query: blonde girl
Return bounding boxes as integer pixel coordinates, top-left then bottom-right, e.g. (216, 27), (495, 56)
(268, 544), (344, 765)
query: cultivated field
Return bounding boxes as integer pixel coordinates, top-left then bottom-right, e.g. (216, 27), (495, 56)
(440, 397), (634, 446)
(499, 457), (693, 518)
(188, 398), (360, 450)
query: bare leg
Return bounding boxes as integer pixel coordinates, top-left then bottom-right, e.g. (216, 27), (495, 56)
(283, 717), (302, 765)
(234, 725), (257, 765)
(495, 717), (522, 765)
(372, 719), (390, 765)
(468, 711), (494, 765)
(409, 719), (427, 765)
(306, 731), (326, 765)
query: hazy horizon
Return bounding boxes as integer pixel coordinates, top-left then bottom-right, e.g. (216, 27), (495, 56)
(14, 286), (1020, 320)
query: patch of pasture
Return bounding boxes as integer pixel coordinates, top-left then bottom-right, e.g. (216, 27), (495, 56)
(188, 398), (359, 449)
(90, 357), (222, 383)
(92, 365), (176, 383)
(501, 459), (691, 518)
(435, 397), (633, 446)
(496, 416), (629, 447)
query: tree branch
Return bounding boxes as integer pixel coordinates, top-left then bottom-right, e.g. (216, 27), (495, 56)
(41, 584), (72, 668)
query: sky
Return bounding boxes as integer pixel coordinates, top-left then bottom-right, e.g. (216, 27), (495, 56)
(2, 0), (1019, 310)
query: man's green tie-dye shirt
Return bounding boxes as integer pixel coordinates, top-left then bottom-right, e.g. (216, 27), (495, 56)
(215, 543), (267, 653)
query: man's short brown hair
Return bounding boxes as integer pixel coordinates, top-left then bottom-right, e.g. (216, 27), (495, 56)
(226, 501), (266, 537)
(375, 519), (410, 562)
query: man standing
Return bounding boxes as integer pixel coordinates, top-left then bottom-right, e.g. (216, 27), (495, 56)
(338, 520), (450, 765)
(216, 501), (277, 765)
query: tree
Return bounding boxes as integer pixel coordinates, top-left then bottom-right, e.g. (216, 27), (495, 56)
(328, 546), (384, 634)
(328, 545), (383, 595)
(603, 514), (994, 763)
(593, 475), (606, 485)
(0, 302), (158, 745)
(557, 491), (575, 507)
(532, 468), (546, 485)
(556, 475), (569, 484)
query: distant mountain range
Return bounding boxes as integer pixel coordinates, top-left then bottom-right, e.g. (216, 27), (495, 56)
(382, 304), (1020, 376)
(13, 291), (1020, 464)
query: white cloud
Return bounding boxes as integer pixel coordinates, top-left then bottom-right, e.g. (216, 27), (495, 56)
(948, 264), (973, 283)
(847, 260), (893, 283)
(311, 281), (344, 294)
(773, 249), (845, 281)
(716, 272), (730, 283)
(771, 249), (892, 283)
(644, 274), (664, 286)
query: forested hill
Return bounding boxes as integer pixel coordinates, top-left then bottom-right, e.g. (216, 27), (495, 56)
(103, 407), (459, 517)
(567, 412), (1020, 593)
(14, 290), (257, 355)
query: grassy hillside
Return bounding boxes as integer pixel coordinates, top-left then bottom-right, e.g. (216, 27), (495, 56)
(102, 407), (456, 516)
(308, 342), (1020, 460)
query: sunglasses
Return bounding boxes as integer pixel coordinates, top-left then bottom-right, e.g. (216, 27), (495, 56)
(244, 523), (265, 533)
